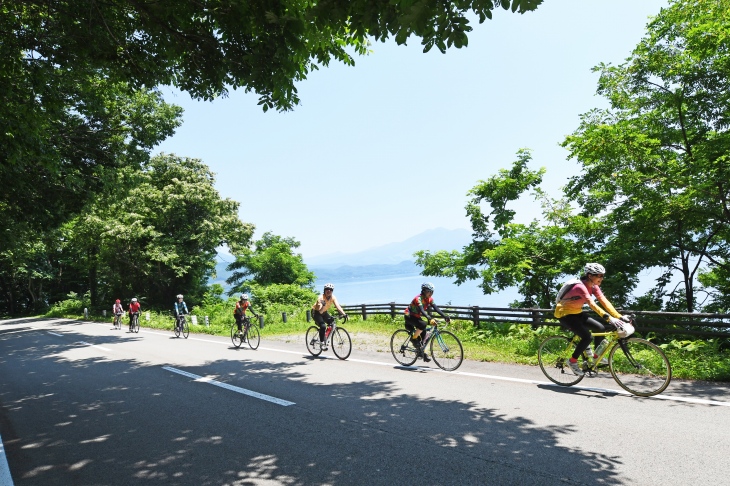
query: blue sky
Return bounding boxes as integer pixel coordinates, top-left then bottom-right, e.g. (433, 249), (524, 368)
(155, 0), (669, 259)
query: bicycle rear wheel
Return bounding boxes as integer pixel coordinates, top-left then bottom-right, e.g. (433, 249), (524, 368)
(609, 338), (671, 397)
(430, 330), (463, 371)
(390, 329), (418, 366)
(246, 325), (260, 350)
(305, 326), (322, 356)
(231, 324), (243, 348)
(331, 327), (351, 360)
(174, 319), (181, 338)
(182, 321), (189, 339)
(132, 315), (140, 333)
(538, 336), (584, 386)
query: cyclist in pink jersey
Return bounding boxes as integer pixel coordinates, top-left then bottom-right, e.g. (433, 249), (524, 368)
(404, 282), (451, 362)
(554, 263), (634, 375)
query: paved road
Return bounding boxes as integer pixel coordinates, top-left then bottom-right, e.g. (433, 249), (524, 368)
(0, 317), (728, 485)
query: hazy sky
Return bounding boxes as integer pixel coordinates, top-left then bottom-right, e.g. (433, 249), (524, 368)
(155, 0), (669, 259)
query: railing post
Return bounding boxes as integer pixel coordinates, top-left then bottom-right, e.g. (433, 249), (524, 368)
(306, 310), (311, 322)
(531, 309), (541, 329)
(361, 304), (367, 321)
(259, 314), (265, 328)
(390, 302), (396, 319)
(472, 306), (479, 327)
(282, 312), (287, 323)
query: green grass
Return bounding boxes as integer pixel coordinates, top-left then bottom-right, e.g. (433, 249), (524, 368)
(47, 309), (730, 382)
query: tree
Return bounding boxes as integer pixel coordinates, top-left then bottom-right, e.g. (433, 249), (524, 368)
(41, 154), (254, 311)
(3, 0), (543, 113)
(416, 150), (592, 308)
(561, 0), (730, 312)
(227, 232), (315, 294)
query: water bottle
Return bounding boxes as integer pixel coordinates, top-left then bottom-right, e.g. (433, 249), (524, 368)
(325, 325), (332, 339)
(595, 339), (609, 358)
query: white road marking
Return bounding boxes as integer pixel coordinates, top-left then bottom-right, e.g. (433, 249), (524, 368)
(163, 366), (295, 406)
(75, 341), (112, 352)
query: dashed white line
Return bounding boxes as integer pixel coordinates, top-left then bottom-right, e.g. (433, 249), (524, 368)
(163, 366), (295, 406)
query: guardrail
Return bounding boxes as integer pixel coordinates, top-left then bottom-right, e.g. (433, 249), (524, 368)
(340, 303), (730, 338)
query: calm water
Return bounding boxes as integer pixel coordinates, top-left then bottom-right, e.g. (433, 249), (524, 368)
(314, 274), (518, 307)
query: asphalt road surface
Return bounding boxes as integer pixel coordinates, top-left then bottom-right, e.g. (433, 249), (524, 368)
(1, 317), (728, 485)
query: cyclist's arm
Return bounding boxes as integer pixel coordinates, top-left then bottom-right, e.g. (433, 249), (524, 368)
(594, 289), (622, 319)
(429, 303), (450, 322)
(416, 302), (432, 321)
(332, 296), (346, 316)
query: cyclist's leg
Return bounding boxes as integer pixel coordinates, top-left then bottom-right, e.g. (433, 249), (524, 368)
(313, 312), (327, 342)
(562, 314), (592, 359)
(585, 316), (608, 352)
(235, 315), (242, 333)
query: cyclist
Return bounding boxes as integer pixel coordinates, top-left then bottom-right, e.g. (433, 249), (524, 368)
(173, 294), (189, 331)
(234, 293), (260, 338)
(404, 282), (451, 362)
(128, 297), (141, 331)
(311, 283), (347, 351)
(112, 299), (124, 329)
(554, 263), (634, 376)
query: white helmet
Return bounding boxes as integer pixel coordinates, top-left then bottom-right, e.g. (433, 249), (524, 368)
(131, 298), (138, 303)
(177, 294), (183, 299)
(584, 263), (606, 275)
(241, 293), (249, 300)
(421, 282), (435, 293)
(324, 283), (334, 291)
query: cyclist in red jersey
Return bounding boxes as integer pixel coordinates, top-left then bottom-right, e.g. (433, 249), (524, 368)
(404, 282), (451, 362)
(128, 297), (141, 331)
(554, 263), (634, 375)
(234, 293), (259, 334)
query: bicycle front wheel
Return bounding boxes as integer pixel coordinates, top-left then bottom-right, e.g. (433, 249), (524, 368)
(182, 321), (189, 339)
(305, 326), (322, 356)
(247, 325), (260, 350)
(430, 330), (463, 371)
(174, 320), (181, 338)
(390, 329), (418, 366)
(231, 324), (243, 348)
(331, 327), (351, 360)
(609, 338), (671, 397)
(538, 336), (584, 386)
(132, 315), (140, 333)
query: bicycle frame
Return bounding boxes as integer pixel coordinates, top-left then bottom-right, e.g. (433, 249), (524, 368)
(567, 330), (620, 373)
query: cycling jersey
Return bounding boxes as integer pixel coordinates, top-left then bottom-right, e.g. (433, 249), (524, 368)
(113, 303), (124, 315)
(173, 301), (188, 316)
(554, 279), (621, 319)
(404, 294), (434, 319)
(234, 301), (250, 316)
(312, 293), (338, 314)
(129, 302), (141, 313)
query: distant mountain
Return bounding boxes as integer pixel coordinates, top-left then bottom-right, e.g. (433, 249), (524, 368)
(305, 227), (471, 268)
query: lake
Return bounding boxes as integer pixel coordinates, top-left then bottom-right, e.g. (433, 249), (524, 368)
(313, 274), (518, 308)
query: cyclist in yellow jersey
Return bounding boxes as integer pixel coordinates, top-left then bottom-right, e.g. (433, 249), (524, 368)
(554, 263), (634, 375)
(404, 282), (451, 362)
(312, 283), (347, 351)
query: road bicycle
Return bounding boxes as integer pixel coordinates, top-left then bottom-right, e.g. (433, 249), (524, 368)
(390, 320), (464, 371)
(174, 314), (190, 339)
(113, 313), (123, 330)
(231, 316), (260, 350)
(537, 317), (672, 397)
(306, 314), (351, 360)
(129, 312), (140, 333)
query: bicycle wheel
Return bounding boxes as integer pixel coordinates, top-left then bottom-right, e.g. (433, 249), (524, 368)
(609, 338), (672, 397)
(231, 324), (243, 348)
(538, 336), (584, 386)
(305, 326), (322, 357)
(429, 330), (464, 371)
(132, 315), (140, 333)
(331, 327), (351, 360)
(174, 319), (181, 338)
(182, 320), (189, 339)
(114, 316), (120, 330)
(390, 329), (418, 366)
(246, 325), (260, 350)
